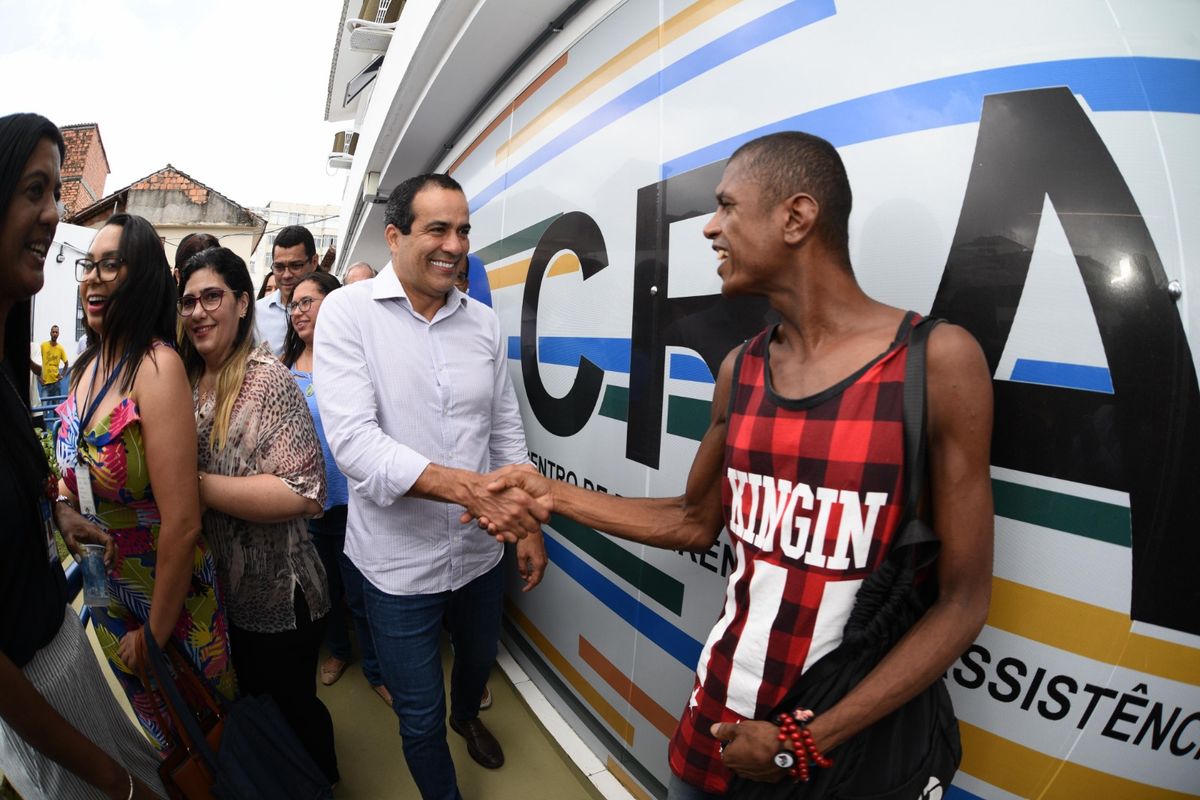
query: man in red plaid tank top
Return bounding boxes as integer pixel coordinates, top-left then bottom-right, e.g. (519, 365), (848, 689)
(487, 132), (994, 798)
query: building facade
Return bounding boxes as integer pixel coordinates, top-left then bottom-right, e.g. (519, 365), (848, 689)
(66, 165), (266, 272)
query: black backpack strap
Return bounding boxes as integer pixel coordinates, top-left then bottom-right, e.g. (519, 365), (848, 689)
(726, 330), (764, 422)
(892, 316), (942, 555)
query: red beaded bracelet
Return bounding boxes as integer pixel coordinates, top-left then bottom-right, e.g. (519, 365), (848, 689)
(773, 708), (833, 782)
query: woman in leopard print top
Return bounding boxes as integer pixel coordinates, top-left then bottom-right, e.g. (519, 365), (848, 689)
(178, 246), (338, 786)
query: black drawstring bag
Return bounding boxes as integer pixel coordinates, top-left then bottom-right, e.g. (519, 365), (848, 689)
(143, 632), (333, 800)
(729, 318), (962, 800)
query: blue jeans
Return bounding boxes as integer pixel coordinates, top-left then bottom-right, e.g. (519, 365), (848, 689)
(667, 774), (725, 800)
(38, 376), (65, 403)
(310, 507), (383, 686)
(363, 561), (503, 800)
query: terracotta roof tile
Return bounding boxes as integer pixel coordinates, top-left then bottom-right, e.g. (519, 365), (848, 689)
(66, 165), (267, 249)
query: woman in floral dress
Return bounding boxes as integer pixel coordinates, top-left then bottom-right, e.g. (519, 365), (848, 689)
(55, 213), (236, 753)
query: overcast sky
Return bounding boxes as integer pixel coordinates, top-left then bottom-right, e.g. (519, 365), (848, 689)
(0, 0), (350, 209)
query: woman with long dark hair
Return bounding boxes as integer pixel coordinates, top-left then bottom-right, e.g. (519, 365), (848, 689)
(55, 213), (237, 752)
(256, 269), (277, 300)
(282, 272), (390, 705)
(172, 232), (219, 285)
(0, 112), (162, 798)
(178, 247), (338, 785)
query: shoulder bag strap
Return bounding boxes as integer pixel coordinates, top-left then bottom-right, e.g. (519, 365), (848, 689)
(142, 632), (220, 771)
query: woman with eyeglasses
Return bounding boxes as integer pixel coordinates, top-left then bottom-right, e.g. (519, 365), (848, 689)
(281, 273), (391, 706)
(0, 113), (164, 799)
(54, 212), (237, 752)
(178, 247), (338, 786)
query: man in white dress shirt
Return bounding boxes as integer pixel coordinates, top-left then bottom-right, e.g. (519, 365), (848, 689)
(314, 173), (548, 800)
(256, 225), (318, 355)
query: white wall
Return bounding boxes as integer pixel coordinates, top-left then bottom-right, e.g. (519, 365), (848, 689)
(31, 221), (95, 357)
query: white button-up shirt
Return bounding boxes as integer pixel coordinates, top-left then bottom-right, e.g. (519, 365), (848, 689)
(313, 265), (529, 595)
(254, 290), (289, 356)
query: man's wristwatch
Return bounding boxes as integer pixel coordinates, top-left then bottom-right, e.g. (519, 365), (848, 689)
(773, 749), (796, 770)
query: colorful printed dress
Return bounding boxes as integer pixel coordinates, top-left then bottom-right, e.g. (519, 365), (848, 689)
(55, 392), (237, 753)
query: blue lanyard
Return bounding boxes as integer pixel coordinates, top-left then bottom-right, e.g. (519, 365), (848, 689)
(77, 353), (129, 433)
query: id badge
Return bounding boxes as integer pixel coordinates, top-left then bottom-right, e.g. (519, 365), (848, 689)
(39, 497), (57, 562)
(75, 463), (98, 519)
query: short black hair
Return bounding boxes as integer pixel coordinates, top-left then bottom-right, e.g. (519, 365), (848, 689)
(729, 131), (853, 261)
(384, 173), (463, 235)
(273, 225), (316, 259)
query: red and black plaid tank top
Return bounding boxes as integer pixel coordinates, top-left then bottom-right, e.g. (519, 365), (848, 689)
(668, 312), (920, 793)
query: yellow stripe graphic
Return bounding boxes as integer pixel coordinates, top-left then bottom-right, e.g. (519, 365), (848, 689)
(579, 635), (679, 739)
(495, 0), (741, 163)
(989, 578), (1200, 685)
(487, 252), (581, 290)
(606, 756), (654, 800)
(506, 600), (636, 744)
(960, 721), (1195, 799)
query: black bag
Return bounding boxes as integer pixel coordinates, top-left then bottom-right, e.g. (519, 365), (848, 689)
(143, 633), (333, 800)
(210, 695), (334, 800)
(729, 317), (961, 800)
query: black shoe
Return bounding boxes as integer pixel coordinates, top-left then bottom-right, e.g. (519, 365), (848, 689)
(449, 716), (505, 769)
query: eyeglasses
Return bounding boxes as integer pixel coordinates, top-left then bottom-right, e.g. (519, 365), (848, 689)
(271, 259), (311, 274)
(286, 296), (319, 315)
(178, 288), (237, 316)
(75, 257), (124, 282)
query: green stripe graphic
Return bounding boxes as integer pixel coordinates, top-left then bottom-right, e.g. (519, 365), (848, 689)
(473, 214), (563, 264)
(992, 479), (1131, 547)
(598, 385), (629, 422)
(550, 513), (685, 616)
(667, 396), (710, 441)
(599, 387), (709, 441)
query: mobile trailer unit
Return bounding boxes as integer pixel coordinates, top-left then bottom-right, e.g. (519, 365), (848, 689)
(329, 1), (1200, 797)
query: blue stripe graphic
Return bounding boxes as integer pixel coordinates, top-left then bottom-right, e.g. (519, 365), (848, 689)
(539, 337), (631, 372)
(663, 57), (1200, 178)
(504, 336), (632, 371)
(466, 0), (1198, 210)
(945, 786), (986, 800)
(1009, 358), (1114, 393)
(542, 532), (704, 670)
(505, 337), (719, 384)
(469, 0), (837, 212)
(670, 354), (715, 383)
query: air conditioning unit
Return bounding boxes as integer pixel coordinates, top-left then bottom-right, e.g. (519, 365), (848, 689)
(329, 131), (359, 169)
(360, 0), (404, 24)
(347, 0), (405, 53)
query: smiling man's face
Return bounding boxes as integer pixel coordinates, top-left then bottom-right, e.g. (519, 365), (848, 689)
(385, 184), (470, 319)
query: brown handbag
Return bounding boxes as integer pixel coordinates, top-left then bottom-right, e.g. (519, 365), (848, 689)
(136, 632), (225, 800)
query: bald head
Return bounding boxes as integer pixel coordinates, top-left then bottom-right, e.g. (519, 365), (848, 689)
(344, 262), (377, 284)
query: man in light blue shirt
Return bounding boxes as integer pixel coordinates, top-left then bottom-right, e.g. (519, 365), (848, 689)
(256, 225), (317, 355)
(314, 173), (548, 800)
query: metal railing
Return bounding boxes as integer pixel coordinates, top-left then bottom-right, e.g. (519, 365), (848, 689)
(31, 400), (91, 623)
